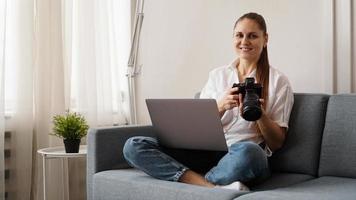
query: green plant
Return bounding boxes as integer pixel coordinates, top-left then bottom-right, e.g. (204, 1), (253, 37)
(52, 111), (89, 140)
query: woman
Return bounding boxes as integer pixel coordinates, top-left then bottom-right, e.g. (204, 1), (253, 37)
(123, 12), (294, 191)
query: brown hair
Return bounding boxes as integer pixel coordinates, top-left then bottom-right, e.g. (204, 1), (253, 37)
(234, 12), (269, 109)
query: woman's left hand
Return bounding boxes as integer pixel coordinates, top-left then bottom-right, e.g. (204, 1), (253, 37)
(258, 98), (266, 115)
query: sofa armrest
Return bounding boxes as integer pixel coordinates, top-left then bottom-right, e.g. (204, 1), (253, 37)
(87, 125), (155, 200)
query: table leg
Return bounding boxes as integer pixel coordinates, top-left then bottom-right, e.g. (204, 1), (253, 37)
(62, 158), (64, 200)
(43, 156), (46, 200)
(62, 158), (69, 200)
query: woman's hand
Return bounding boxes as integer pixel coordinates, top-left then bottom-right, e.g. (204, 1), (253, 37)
(217, 87), (242, 117)
(255, 98), (266, 115)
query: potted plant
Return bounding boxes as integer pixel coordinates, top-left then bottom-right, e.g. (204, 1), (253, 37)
(52, 110), (89, 153)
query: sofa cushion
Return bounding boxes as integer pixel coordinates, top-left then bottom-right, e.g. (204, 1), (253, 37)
(319, 94), (356, 178)
(93, 169), (248, 200)
(235, 176), (356, 200)
(251, 172), (314, 191)
(269, 93), (329, 176)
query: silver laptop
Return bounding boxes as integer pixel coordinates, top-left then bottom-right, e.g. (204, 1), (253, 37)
(145, 99), (228, 151)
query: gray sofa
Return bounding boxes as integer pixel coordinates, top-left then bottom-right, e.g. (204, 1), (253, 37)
(87, 93), (356, 200)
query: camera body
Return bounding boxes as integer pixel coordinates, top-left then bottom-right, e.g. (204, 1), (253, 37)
(232, 77), (263, 121)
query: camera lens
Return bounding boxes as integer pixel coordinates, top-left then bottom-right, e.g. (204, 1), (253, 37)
(241, 91), (262, 121)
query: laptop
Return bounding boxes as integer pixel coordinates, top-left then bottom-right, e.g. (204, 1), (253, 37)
(145, 99), (228, 151)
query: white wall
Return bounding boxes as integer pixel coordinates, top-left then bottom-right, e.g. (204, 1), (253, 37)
(136, 0), (353, 124)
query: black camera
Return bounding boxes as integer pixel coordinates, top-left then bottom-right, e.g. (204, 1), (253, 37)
(232, 77), (262, 121)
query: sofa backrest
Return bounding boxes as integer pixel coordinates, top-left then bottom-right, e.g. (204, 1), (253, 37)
(269, 93), (330, 176)
(318, 94), (356, 178)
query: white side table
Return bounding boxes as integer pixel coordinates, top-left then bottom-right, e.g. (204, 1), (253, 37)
(37, 145), (87, 200)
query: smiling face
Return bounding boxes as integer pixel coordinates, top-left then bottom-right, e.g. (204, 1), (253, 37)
(233, 18), (268, 63)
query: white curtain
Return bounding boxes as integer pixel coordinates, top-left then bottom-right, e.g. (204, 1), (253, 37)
(0, 0), (5, 199)
(1, 0), (131, 199)
(64, 0), (131, 126)
(3, 1), (35, 199)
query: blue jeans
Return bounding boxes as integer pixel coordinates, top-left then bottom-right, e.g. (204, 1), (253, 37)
(123, 136), (270, 186)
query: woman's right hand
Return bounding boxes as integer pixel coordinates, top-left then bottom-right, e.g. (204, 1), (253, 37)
(217, 87), (242, 117)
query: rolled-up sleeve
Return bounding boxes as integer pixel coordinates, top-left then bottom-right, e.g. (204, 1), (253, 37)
(269, 84), (294, 128)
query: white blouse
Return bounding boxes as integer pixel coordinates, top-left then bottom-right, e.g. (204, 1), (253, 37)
(200, 59), (294, 155)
